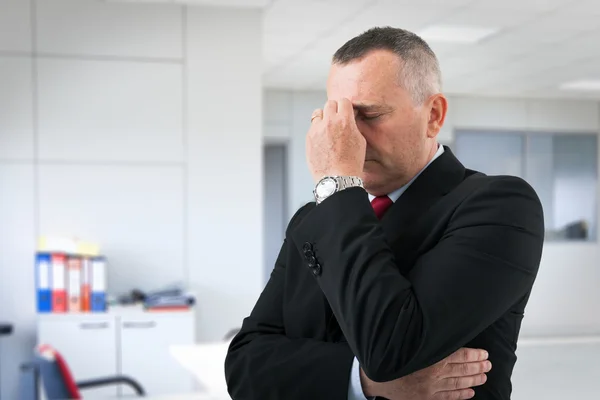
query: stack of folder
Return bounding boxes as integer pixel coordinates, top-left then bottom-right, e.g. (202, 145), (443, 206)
(35, 236), (107, 314)
(143, 286), (196, 312)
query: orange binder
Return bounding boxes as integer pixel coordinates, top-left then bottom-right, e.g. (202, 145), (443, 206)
(67, 256), (82, 312)
(81, 257), (92, 312)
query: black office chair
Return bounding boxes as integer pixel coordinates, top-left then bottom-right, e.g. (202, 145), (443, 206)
(0, 323), (14, 400)
(0, 323), (12, 336)
(19, 344), (145, 399)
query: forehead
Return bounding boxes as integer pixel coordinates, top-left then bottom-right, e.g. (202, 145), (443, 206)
(326, 49), (402, 103)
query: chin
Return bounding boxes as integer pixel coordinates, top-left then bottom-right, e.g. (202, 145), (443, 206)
(362, 165), (397, 194)
(361, 171), (383, 191)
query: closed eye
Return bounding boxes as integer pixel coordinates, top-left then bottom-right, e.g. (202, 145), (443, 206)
(359, 114), (381, 121)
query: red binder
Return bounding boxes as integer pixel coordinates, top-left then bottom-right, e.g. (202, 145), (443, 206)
(51, 253), (67, 313)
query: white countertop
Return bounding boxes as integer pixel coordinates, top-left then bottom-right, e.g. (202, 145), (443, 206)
(144, 395), (229, 400)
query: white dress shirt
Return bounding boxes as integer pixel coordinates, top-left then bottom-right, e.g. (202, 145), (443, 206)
(348, 144), (445, 399)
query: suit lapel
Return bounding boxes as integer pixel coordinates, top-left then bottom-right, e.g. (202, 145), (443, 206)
(380, 146), (466, 246)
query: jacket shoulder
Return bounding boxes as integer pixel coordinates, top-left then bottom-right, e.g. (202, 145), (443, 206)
(454, 173), (544, 232)
(285, 201), (316, 237)
(471, 174), (541, 202)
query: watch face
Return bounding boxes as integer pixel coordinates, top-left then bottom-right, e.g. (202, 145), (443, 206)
(316, 177), (337, 199)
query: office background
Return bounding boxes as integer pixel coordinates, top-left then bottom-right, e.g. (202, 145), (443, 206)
(1, 0), (600, 398)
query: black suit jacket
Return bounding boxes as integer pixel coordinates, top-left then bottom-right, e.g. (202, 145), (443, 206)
(225, 147), (545, 400)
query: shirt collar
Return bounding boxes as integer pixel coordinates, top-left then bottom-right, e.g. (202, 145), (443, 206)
(368, 144), (445, 203)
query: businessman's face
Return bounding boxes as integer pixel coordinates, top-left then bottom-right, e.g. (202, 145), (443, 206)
(326, 49), (445, 195)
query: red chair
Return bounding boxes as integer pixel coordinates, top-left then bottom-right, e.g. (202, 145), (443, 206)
(31, 344), (145, 399)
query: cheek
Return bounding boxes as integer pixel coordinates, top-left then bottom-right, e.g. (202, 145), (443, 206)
(363, 120), (401, 149)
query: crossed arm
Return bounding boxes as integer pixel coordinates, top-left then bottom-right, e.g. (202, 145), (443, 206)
(225, 176), (544, 398)
(288, 176), (544, 382)
(225, 235), (357, 399)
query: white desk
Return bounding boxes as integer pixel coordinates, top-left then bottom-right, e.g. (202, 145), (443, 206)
(169, 342), (230, 397)
(145, 395), (229, 400)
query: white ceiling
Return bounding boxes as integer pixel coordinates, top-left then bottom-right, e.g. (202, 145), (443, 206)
(262, 0), (600, 100)
(107, 0), (600, 99)
(104, 0), (271, 7)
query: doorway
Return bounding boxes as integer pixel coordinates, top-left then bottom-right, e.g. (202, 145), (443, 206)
(263, 143), (288, 284)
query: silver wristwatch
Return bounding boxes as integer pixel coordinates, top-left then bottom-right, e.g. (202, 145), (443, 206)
(313, 176), (364, 204)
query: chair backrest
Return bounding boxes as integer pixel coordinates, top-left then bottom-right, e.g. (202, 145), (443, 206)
(35, 344), (82, 400)
(18, 361), (39, 400)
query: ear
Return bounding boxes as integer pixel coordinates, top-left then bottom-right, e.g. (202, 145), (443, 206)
(426, 94), (448, 139)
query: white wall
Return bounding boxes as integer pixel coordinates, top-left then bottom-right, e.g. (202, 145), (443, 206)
(264, 89), (600, 338)
(186, 6), (263, 341)
(0, 1), (263, 398)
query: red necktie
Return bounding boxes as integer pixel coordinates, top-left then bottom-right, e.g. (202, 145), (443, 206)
(371, 195), (393, 219)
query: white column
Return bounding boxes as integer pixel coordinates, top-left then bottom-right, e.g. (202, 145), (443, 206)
(186, 6), (264, 341)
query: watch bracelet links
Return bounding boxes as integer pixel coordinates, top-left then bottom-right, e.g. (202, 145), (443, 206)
(315, 175), (364, 204)
(339, 176), (364, 190)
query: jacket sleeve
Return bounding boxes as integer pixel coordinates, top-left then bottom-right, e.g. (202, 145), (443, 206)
(224, 204), (356, 400)
(289, 176), (545, 382)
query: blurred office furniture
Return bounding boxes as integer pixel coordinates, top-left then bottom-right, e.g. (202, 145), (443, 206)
(455, 131), (598, 242)
(1, 322), (15, 335)
(19, 361), (39, 400)
(169, 334), (234, 398)
(564, 220), (588, 239)
(0, 323), (14, 400)
(143, 395), (229, 400)
(222, 328), (239, 341)
(38, 307), (195, 398)
(19, 344), (145, 400)
(115, 285), (195, 312)
(544, 219), (589, 241)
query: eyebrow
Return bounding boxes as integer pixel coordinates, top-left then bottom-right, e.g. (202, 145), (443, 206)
(352, 103), (391, 113)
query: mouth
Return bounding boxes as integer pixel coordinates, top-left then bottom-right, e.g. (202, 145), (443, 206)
(364, 160), (379, 168)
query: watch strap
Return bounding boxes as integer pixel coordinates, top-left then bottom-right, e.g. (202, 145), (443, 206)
(314, 175), (364, 204)
(337, 176), (363, 191)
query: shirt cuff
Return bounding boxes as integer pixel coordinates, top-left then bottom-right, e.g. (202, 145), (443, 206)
(348, 356), (370, 400)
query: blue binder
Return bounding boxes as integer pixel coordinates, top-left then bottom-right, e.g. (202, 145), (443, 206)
(91, 256), (107, 312)
(36, 253), (52, 313)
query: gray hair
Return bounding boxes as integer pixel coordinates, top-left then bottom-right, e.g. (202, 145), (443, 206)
(332, 26), (442, 104)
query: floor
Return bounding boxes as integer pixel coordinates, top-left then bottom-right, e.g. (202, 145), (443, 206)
(171, 337), (599, 399)
(511, 337), (599, 399)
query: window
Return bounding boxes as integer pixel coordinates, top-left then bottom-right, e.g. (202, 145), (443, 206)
(455, 130), (598, 242)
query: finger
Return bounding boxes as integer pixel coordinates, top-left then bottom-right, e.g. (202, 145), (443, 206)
(444, 360), (492, 378)
(434, 388), (475, 400)
(323, 100), (338, 120)
(443, 373), (487, 391)
(446, 348), (488, 364)
(311, 108), (323, 124)
(337, 98), (354, 119)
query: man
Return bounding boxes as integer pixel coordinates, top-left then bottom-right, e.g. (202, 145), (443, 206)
(225, 27), (544, 400)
